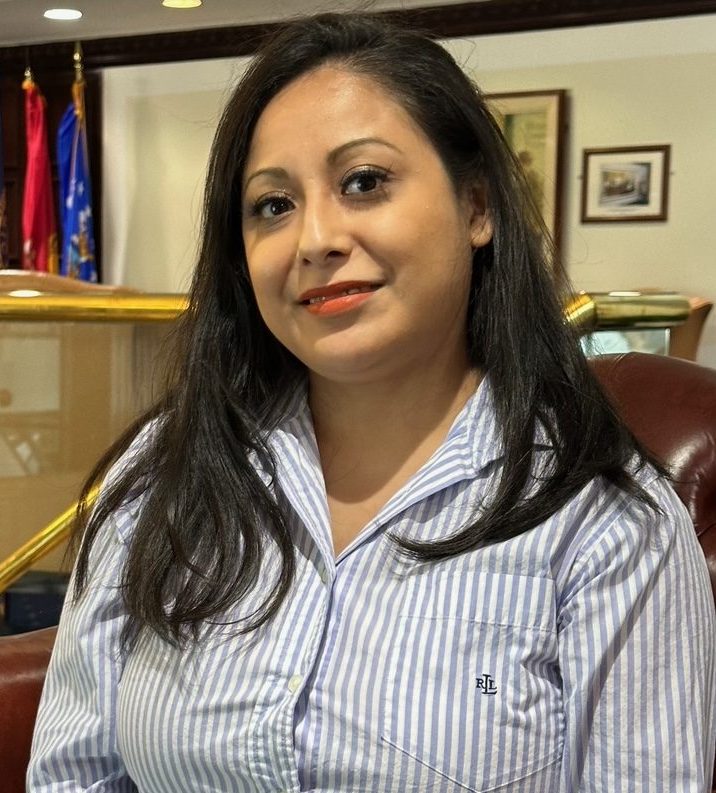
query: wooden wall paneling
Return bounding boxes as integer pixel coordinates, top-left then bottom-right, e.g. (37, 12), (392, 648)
(1, 73), (21, 267)
(1, 1), (715, 71)
(4, 179), (19, 264)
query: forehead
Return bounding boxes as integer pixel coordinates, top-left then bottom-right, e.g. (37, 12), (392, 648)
(244, 66), (430, 172)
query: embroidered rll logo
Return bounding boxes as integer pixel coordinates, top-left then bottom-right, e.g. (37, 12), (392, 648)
(475, 673), (498, 694)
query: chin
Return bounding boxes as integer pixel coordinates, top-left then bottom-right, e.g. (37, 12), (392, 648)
(307, 360), (381, 384)
(303, 349), (395, 384)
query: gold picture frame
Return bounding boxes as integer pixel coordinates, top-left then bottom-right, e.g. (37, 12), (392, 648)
(486, 89), (567, 251)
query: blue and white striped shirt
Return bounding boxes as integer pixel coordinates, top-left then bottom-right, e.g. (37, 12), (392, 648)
(29, 380), (716, 792)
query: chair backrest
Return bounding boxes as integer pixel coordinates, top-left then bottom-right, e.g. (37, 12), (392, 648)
(1, 352), (714, 792)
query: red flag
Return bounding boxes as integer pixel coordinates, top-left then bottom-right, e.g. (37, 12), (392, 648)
(22, 74), (58, 273)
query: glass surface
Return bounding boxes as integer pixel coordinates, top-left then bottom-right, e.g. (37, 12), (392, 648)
(581, 328), (669, 357)
(0, 321), (174, 571)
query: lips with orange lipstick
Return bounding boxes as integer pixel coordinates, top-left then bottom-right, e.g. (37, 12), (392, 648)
(298, 281), (383, 316)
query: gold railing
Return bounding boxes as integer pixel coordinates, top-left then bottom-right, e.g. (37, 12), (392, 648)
(0, 486), (99, 592)
(0, 293), (187, 322)
(564, 290), (690, 331)
(0, 288), (691, 593)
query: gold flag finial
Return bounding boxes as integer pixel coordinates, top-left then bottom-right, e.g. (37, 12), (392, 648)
(73, 41), (84, 83)
(24, 46), (33, 83)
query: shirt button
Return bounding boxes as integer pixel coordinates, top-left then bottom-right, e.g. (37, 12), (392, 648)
(288, 674), (302, 693)
(319, 566), (329, 584)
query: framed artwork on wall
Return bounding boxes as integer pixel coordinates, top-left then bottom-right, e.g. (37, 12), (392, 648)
(581, 145), (671, 223)
(486, 89), (567, 251)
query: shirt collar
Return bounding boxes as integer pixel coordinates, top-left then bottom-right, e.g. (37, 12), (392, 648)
(446, 374), (504, 475)
(274, 371), (554, 477)
(275, 373), (510, 479)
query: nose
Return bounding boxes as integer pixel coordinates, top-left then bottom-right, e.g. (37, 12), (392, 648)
(296, 192), (351, 267)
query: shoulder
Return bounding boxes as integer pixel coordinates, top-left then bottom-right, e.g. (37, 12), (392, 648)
(554, 464), (699, 603)
(589, 464), (691, 555)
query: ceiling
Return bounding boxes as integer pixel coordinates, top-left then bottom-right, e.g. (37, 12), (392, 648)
(0, 0), (474, 47)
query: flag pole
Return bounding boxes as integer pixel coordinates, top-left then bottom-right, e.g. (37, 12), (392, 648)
(58, 41), (97, 281)
(72, 42), (85, 119)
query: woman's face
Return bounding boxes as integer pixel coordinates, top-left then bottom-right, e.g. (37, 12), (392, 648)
(241, 66), (492, 385)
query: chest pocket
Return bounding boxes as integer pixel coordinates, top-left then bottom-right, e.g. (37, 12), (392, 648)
(381, 569), (563, 792)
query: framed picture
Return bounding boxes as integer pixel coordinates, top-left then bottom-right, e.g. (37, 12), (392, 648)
(486, 90), (567, 249)
(581, 145), (670, 222)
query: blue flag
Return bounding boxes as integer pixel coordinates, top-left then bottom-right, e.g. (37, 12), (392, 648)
(57, 79), (97, 281)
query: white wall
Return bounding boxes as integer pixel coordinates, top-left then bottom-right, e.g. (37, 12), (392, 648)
(102, 14), (716, 365)
(102, 56), (250, 292)
(444, 15), (716, 367)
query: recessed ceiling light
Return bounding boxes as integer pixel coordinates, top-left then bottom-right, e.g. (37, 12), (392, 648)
(162, 0), (202, 8)
(44, 8), (83, 20)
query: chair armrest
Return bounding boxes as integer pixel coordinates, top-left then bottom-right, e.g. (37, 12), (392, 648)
(0, 626), (57, 793)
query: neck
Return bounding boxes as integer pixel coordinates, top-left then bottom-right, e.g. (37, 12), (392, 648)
(307, 350), (482, 552)
(308, 353), (482, 468)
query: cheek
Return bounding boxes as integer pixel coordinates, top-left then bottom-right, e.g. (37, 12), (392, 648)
(248, 272), (285, 338)
(247, 265), (292, 349)
(244, 241), (294, 316)
(244, 260), (306, 357)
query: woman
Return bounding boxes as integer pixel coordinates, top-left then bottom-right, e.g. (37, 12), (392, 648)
(29, 13), (715, 792)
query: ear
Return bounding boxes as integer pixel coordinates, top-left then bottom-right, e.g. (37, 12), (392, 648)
(464, 183), (493, 250)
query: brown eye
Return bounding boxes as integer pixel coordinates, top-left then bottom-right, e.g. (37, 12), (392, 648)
(342, 167), (389, 196)
(253, 195), (294, 219)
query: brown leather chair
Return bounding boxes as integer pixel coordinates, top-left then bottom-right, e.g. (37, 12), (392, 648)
(1, 352), (715, 792)
(0, 625), (57, 793)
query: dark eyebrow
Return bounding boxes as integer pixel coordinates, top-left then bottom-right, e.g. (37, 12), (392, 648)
(326, 137), (403, 164)
(243, 167), (289, 192)
(243, 138), (402, 192)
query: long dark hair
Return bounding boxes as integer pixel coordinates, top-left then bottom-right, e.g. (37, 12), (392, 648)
(71, 12), (657, 647)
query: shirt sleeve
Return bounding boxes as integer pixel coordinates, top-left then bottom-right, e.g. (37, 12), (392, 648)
(557, 477), (716, 792)
(27, 506), (137, 792)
